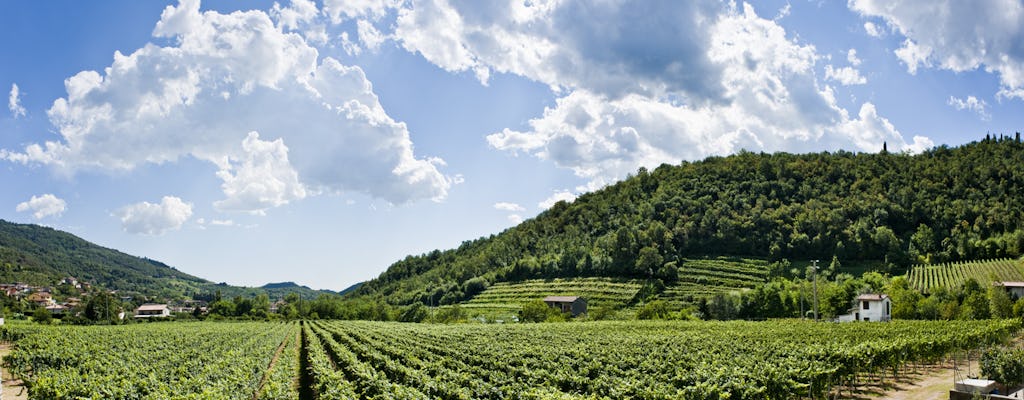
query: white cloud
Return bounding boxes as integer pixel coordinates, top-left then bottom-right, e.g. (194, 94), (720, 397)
(538, 190), (577, 210)
(507, 214), (523, 224)
(15, 194), (66, 219)
(8, 83), (26, 118)
(847, 49), (862, 66)
(323, 0), (395, 23)
(271, 0), (319, 31)
(357, 19), (386, 51)
(825, 65), (867, 85)
(851, 0), (1024, 96)
(1, 0), (452, 212)
(465, 3), (920, 184)
(493, 202), (525, 212)
(214, 131), (306, 214)
(774, 3), (791, 21)
(947, 95), (991, 120)
(115, 196), (193, 235)
(863, 21), (883, 37)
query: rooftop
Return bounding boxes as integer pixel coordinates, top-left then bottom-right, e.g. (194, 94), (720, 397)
(136, 303), (169, 311)
(856, 294), (889, 301)
(543, 296), (580, 303)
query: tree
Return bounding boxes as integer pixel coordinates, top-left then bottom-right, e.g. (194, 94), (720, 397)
(519, 300), (556, 323)
(250, 294), (270, 318)
(32, 307), (52, 324)
(988, 286), (1013, 319)
(84, 291), (121, 322)
(398, 303), (428, 323)
(636, 300), (671, 320)
(636, 246), (663, 277)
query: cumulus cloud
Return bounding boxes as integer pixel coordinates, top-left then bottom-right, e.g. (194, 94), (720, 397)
(415, 2), (920, 184)
(16, 194), (66, 219)
(507, 214), (523, 224)
(538, 190), (577, 210)
(825, 65), (867, 85)
(863, 21), (883, 37)
(847, 49), (862, 66)
(214, 131), (306, 215)
(8, 84), (25, 118)
(850, 0), (1024, 98)
(493, 202), (524, 212)
(947, 95), (991, 120)
(115, 196), (193, 235)
(1, 0), (453, 214)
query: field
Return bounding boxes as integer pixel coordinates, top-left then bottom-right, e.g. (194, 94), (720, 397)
(906, 258), (1024, 292)
(1, 319), (1020, 400)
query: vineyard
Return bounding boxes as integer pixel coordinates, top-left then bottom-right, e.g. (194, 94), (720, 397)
(2, 319), (1020, 399)
(462, 278), (643, 317)
(906, 258), (1024, 292)
(461, 258), (769, 317)
(1, 321), (297, 399)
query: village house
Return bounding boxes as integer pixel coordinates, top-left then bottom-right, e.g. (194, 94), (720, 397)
(134, 303), (171, 318)
(542, 296), (588, 317)
(26, 291), (56, 307)
(838, 294), (891, 322)
(61, 277), (81, 289)
(45, 304), (68, 315)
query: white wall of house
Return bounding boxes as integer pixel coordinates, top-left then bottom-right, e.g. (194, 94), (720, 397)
(857, 298), (890, 322)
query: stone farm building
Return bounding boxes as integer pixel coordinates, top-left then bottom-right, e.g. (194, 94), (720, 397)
(543, 296), (587, 317)
(134, 304), (171, 318)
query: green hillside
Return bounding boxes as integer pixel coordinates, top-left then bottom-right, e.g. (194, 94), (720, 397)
(349, 138), (1024, 307)
(907, 258), (1024, 292)
(0, 219), (332, 300)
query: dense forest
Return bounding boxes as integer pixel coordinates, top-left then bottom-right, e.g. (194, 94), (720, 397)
(0, 220), (333, 300)
(350, 136), (1024, 306)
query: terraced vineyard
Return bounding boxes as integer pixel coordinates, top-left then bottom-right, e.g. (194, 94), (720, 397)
(656, 257), (771, 307)
(462, 258), (770, 316)
(462, 277), (642, 317)
(906, 258), (1024, 292)
(3, 319), (1020, 399)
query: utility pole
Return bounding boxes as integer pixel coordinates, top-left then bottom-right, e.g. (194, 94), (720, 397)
(811, 260), (820, 322)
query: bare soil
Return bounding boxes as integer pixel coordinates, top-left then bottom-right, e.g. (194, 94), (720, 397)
(0, 343), (27, 400)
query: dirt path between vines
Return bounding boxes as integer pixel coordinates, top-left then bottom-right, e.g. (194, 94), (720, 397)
(252, 329), (293, 400)
(0, 343), (28, 400)
(840, 360), (977, 400)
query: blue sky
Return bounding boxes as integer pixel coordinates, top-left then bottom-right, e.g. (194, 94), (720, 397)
(2, 0), (1022, 291)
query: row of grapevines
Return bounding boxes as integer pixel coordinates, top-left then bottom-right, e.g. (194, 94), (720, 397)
(4, 322), (295, 400)
(908, 258), (1024, 291)
(304, 319), (1020, 400)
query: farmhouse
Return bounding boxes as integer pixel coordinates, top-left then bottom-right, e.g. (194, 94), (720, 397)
(838, 294), (891, 322)
(134, 303), (171, 318)
(543, 296), (587, 316)
(995, 281), (1024, 300)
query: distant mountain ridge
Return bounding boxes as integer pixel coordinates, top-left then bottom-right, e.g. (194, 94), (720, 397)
(0, 219), (333, 300)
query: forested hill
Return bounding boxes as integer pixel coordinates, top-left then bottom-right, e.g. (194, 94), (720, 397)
(350, 137), (1024, 306)
(0, 220), (331, 300)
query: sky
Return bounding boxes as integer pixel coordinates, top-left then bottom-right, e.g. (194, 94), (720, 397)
(2, 0), (1023, 291)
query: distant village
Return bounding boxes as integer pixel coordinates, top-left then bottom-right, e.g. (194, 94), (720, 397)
(0, 277), (283, 321)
